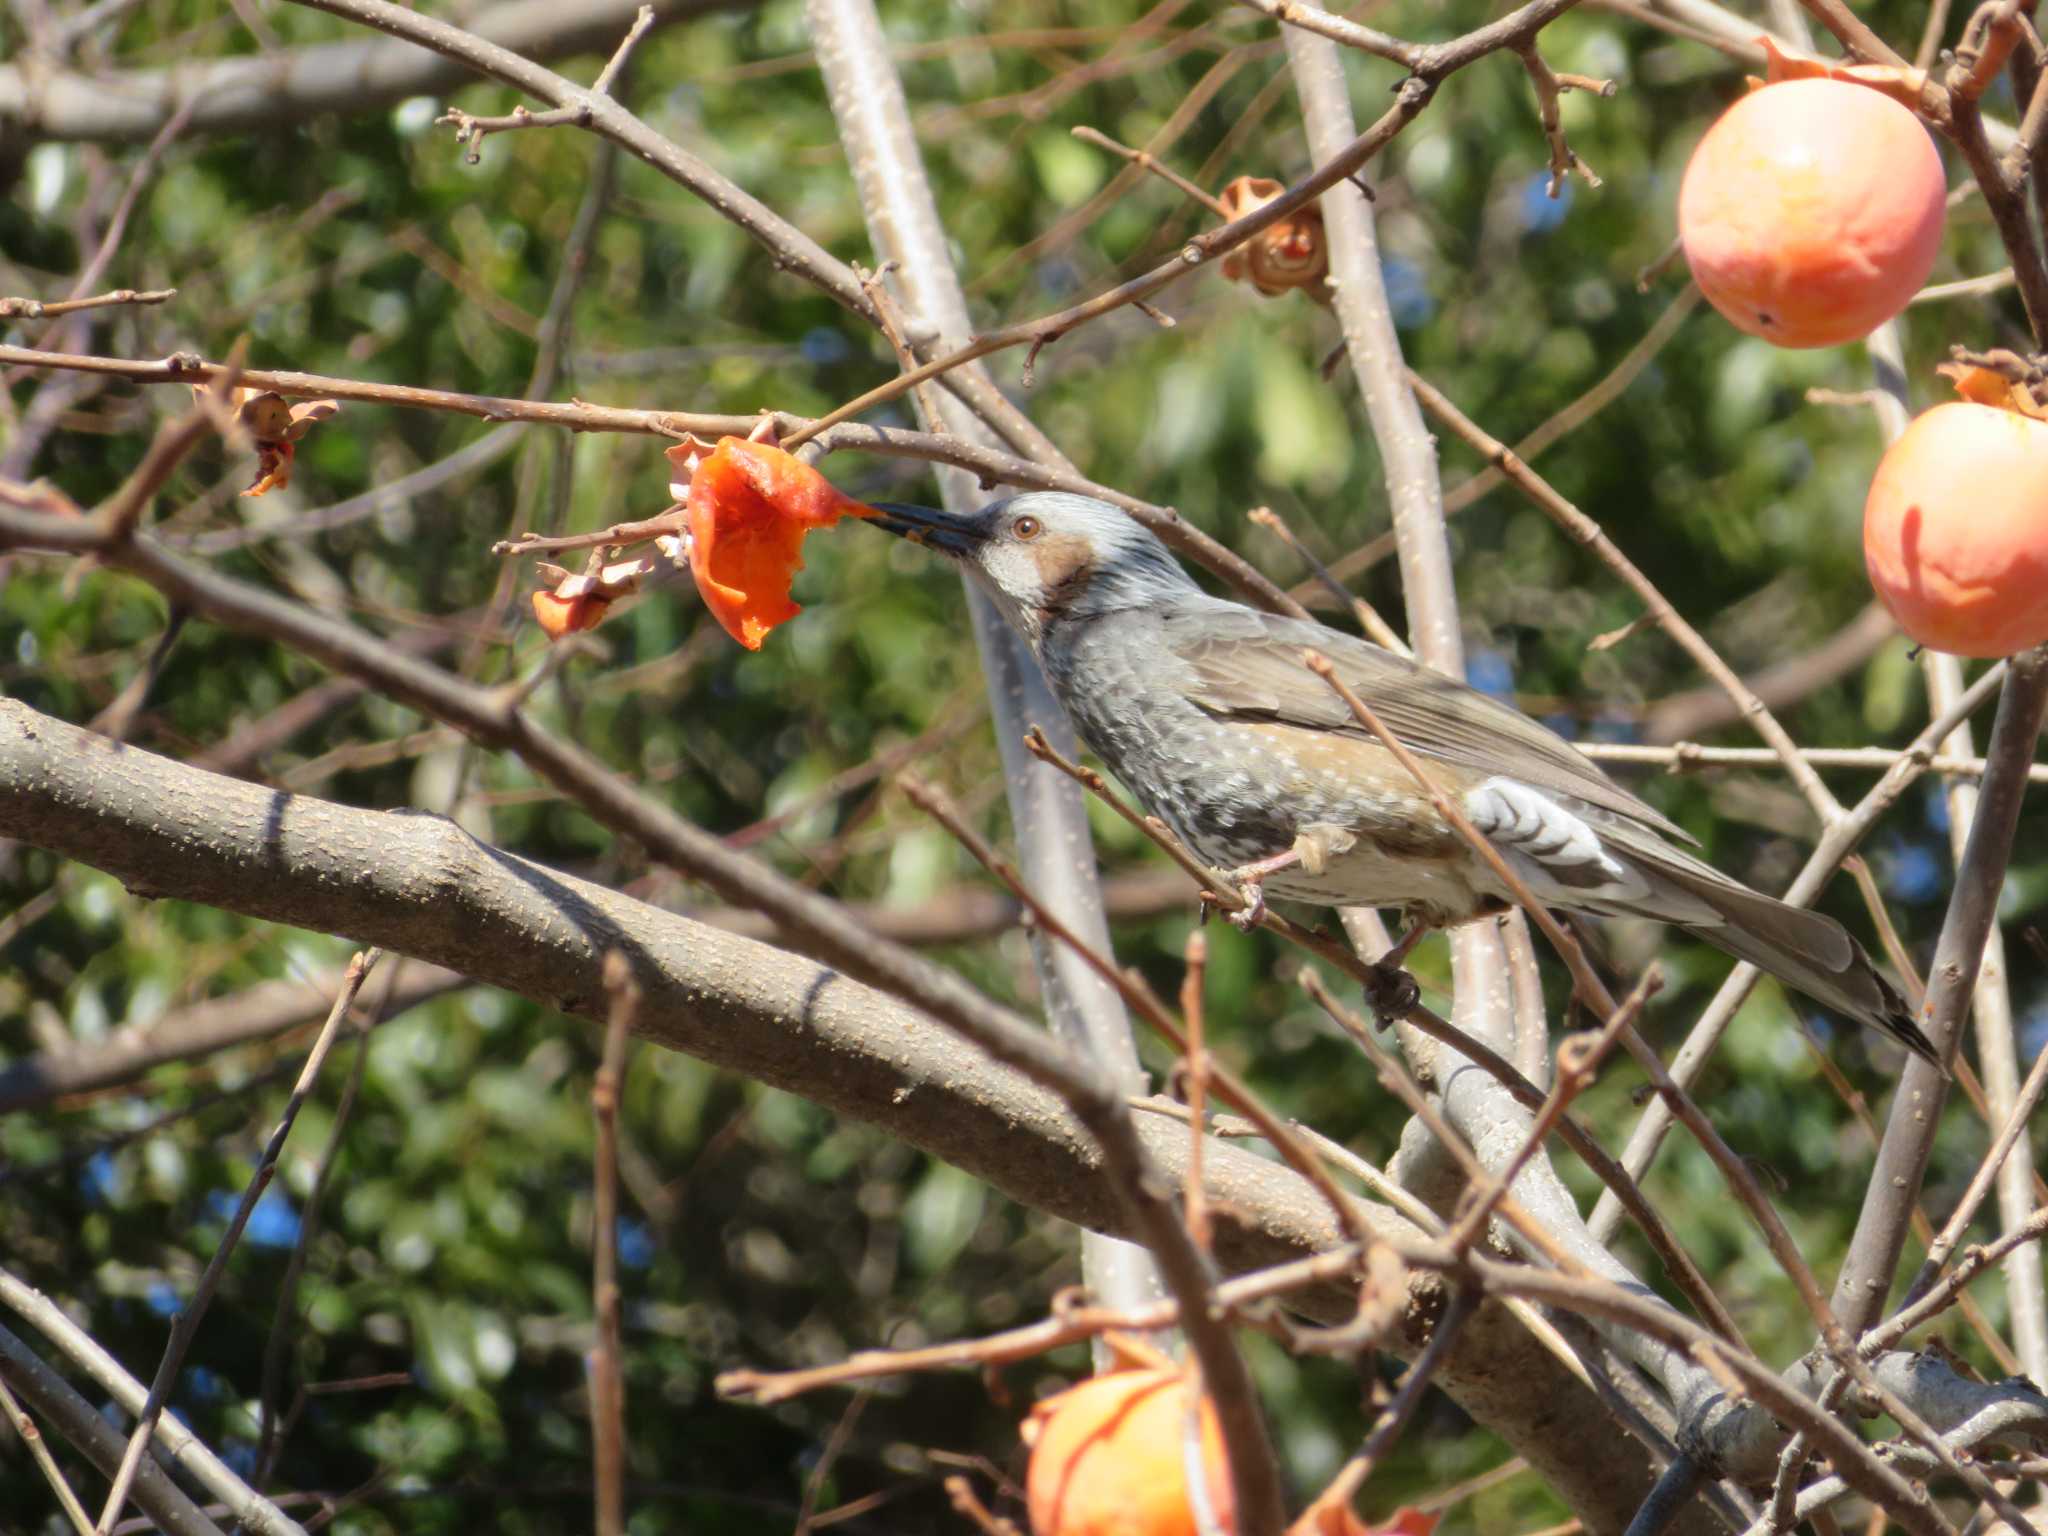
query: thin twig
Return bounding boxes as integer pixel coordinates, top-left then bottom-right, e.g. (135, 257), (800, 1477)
(1868, 1206), (2048, 1351)
(0, 341), (1300, 614)
(1307, 1287), (1482, 1517)
(254, 970), (386, 1489)
(1577, 739), (2048, 784)
(591, 952), (637, 1536)
(1445, 973), (1658, 1257)
(1070, 125), (1232, 215)
(1180, 930), (1213, 1254)
(716, 1246), (1367, 1405)
(0, 287), (174, 320)
(1247, 504), (1410, 654)
(0, 1371), (95, 1536)
(94, 950), (381, 1535)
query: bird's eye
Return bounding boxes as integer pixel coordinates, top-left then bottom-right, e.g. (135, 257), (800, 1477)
(1011, 515), (1042, 541)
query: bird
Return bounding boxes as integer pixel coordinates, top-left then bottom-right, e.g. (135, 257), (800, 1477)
(865, 490), (1938, 1067)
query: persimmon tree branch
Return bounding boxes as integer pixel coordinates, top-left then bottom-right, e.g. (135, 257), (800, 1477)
(1587, 658), (2010, 1243)
(807, 0), (1184, 1382)
(1830, 645), (2048, 1332)
(0, 343), (1298, 614)
(753, 0), (1589, 453)
(0, 0), (728, 145)
(0, 695), (1688, 1534)
(0, 1324), (223, 1536)
(0, 471), (1271, 1527)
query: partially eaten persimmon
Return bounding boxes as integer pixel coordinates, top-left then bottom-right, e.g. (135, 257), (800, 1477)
(668, 435), (876, 649)
(531, 589), (611, 639)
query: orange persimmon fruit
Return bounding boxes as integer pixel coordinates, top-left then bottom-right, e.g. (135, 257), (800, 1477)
(1022, 1350), (1234, 1536)
(675, 436), (875, 649)
(1864, 400), (2048, 656)
(1678, 78), (1945, 348)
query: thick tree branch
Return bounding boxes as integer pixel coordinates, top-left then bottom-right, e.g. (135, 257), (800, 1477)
(0, 697), (1682, 1533)
(1831, 647), (2048, 1332)
(0, 0), (733, 146)
(0, 1323), (223, 1536)
(807, 0), (1178, 1355)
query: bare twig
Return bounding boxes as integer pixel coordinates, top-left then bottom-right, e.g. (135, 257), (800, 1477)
(0, 341), (1301, 614)
(1069, 124), (1232, 215)
(1831, 648), (2048, 1334)
(591, 953), (638, 1536)
(1869, 1205), (2048, 1351)
(254, 974), (385, 1489)
(1516, 43), (1613, 195)
(1445, 974), (1658, 1257)
(0, 1325), (224, 1536)
(1311, 284), (1702, 595)
(1577, 739), (2048, 783)
(1308, 1287), (1482, 1517)
(0, 1371), (95, 1536)
(1246, 504), (1410, 654)
(0, 1266), (308, 1536)
(437, 3), (656, 161)
(0, 287), (174, 320)
(717, 1246), (1368, 1405)
(94, 950), (382, 1535)
(1180, 931), (1214, 1254)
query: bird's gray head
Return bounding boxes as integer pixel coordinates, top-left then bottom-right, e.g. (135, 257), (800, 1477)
(868, 491), (1198, 647)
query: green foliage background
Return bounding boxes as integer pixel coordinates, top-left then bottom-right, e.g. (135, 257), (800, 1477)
(2, 1), (2044, 1532)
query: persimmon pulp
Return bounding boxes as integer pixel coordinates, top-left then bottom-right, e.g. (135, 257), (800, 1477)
(684, 437), (875, 649)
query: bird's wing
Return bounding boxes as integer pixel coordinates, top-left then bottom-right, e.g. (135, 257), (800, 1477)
(1164, 604), (1697, 844)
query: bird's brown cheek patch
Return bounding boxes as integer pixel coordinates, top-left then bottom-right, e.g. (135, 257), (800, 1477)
(1029, 534), (1095, 614)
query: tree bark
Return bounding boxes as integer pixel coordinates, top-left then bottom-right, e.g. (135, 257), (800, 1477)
(0, 696), (1690, 1533)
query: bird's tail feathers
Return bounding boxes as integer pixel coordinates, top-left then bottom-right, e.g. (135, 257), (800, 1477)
(1630, 849), (1941, 1070)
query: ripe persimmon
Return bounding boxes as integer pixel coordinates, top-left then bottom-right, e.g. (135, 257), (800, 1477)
(1679, 78), (1945, 348)
(1864, 400), (2048, 656)
(1023, 1355), (1233, 1536)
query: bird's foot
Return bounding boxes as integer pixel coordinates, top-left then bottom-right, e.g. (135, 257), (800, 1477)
(1362, 962), (1419, 1021)
(1223, 845), (1307, 931)
(1226, 880), (1267, 932)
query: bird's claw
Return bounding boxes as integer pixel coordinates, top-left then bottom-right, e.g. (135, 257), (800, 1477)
(1362, 962), (1419, 1021)
(1226, 881), (1267, 932)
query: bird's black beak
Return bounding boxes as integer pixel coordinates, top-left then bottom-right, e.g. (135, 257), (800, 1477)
(866, 502), (986, 559)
